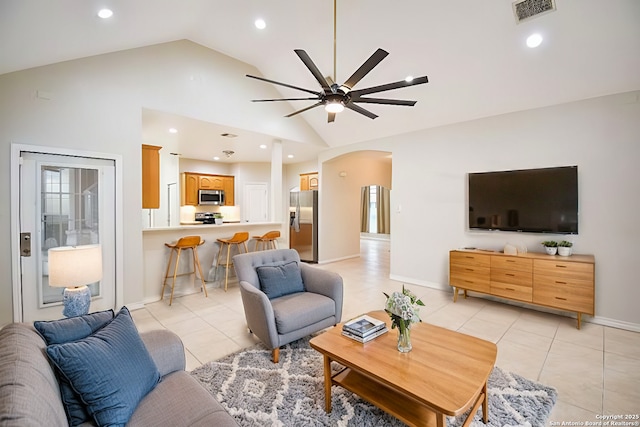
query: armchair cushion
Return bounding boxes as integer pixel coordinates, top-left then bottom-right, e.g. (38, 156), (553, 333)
(256, 260), (304, 299)
(271, 292), (336, 334)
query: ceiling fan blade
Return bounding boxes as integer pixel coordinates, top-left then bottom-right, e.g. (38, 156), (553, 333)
(285, 101), (324, 118)
(345, 103), (378, 120)
(325, 76), (335, 86)
(351, 97), (417, 106)
(294, 50), (332, 93)
(342, 48), (389, 90)
(251, 97), (319, 102)
(350, 75), (429, 97)
(246, 74), (321, 96)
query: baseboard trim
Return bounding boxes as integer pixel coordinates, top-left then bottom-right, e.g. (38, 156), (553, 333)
(125, 302), (146, 311)
(319, 254), (360, 265)
(590, 316), (640, 333)
(389, 274), (450, 291)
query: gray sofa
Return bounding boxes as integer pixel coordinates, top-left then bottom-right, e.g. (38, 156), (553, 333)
(0, 322), (238, 427)
(233, 248), (343, 363)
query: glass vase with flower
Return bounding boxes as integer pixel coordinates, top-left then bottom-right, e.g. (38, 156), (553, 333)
(383, 285), (425, 352)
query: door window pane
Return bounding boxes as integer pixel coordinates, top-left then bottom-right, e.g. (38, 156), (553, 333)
(41, 166), (101, 305)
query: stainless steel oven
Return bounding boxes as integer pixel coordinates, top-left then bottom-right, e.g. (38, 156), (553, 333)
(198, 190), (225, 205)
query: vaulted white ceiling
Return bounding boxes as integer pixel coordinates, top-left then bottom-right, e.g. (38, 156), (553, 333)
(1, 0), (639, 157)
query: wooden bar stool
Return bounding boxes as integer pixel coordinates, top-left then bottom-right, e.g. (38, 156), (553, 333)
(215, 232), (249, 291)
(162, 236), (208, 306)
(253, 230), (280, 251)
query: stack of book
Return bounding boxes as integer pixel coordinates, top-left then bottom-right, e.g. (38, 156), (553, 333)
(342, 314), (388, 343)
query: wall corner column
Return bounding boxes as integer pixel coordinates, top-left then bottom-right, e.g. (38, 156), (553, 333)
(271, 140), (283, 222)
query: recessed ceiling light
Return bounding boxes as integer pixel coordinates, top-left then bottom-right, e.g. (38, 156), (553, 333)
(526, 33), (543, 48)
(97, 8), (113, 19)
(287, 154), (294, 159)
(405, 76), (414, 82)
(259, 144), (267, 149)
(255, 18), (266, 29)
(168, 128), (178, 134)
(213, 156), (220, 161)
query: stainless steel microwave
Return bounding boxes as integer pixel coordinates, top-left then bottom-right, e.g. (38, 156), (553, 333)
(198, 190), (225, 205)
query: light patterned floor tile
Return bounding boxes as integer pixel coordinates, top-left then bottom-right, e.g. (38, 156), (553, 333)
(132, 237), (640, 420)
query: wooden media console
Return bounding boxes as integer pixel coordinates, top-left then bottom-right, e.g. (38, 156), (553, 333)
(449, 249), (595, 329)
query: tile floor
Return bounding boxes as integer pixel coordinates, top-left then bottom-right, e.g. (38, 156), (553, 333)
(132, 238), (640, 424)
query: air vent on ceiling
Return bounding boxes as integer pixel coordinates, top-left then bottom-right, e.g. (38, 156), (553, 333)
(513, 0), (556, 23)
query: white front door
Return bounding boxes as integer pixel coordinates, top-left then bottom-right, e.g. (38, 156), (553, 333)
(19, 151), (117, 322)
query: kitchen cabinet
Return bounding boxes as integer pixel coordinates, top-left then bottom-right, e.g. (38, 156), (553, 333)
(181, 173), (199, 206)
(223, 176), (234, 206)
(300, 172), (318, 191)
(199, 175), (224, 190)
(142, 144), (161, 209)
(181, 172), (235, 206)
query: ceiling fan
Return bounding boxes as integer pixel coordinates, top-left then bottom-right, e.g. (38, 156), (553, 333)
(246, 1), (429, 123)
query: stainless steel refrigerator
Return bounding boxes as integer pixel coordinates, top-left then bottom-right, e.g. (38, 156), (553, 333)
(289, 190), (318, 262)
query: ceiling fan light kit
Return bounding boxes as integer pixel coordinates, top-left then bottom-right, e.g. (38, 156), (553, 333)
(246, 0), (429, 123)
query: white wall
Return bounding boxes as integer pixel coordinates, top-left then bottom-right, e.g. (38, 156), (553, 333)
(2, 36), (638, 330)
(0, 40), (321, 325)
(319, 91), (640, 329)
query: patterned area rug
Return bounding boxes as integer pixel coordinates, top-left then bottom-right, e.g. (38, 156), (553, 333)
(190, 337), (557, 427)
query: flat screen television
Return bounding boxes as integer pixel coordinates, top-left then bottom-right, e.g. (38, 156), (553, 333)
(468, 166), (578, 234)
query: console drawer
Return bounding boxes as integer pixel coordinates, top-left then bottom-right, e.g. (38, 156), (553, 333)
(450, 265), (490, 293)
(450, 251), (490, 268)
(534, 259), (594, 281)
(491, 268), (532, 287)
(491, 256), (532, 273)
(533, 278), (594, 314)
(491, 282), (532, 302)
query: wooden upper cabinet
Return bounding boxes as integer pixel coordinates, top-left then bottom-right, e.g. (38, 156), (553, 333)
(141, 144), (161, 209)
(181, 172), (235, 206)
(223, 176), (234, 206)
(182, 173), (199, 206)
(300, 175), (309, 191)
(309, 175), (319, 190)
(300, 172), (318, 191)
(199, 175), (224, 190)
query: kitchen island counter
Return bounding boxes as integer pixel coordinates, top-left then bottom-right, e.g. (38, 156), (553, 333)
(143, 222), (285, 302)
(143, 221), (282, 232)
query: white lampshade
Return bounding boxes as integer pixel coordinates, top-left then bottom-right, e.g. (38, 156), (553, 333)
(48, 244), (103, 288)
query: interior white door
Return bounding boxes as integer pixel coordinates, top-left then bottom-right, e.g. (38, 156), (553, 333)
(244, 183), (268, 222)
(20, 152), (116, 322)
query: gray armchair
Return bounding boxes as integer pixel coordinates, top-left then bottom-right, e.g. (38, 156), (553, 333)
(233, 249), (343, 363)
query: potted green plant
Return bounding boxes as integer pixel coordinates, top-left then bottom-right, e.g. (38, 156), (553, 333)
(557, 240), (573, 256)
(213, 212), (223, 225)
(541, 240), (558, 255)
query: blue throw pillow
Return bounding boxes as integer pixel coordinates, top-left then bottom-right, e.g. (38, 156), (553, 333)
(46, 307), (160, 427)
(34, 309), (115, 426)
(256, 261), (304, 299)
(34, 309), (114, 344)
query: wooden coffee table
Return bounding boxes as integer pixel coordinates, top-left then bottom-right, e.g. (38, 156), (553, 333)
(309, 311), (497, 427)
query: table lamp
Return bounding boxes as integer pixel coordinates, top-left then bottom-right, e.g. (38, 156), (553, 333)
(48, 244), (103, 318)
